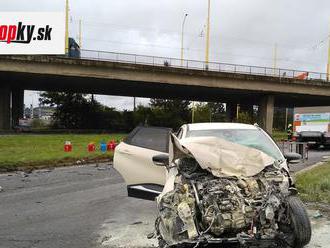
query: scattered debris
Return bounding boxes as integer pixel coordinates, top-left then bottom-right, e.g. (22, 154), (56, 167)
(130, 221), (143, 225)
(101, 235), (112, 244)
(0, 186), (3, 192)
(313, 210), (323, 219)
(36, 169), (53, 174)
(78, 173), (93, 176)
(19, 172), (29, 178)
(97, 166), (112, 171)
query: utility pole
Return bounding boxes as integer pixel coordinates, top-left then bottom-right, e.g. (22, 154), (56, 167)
(180, 14), (188, 66)
(133, 97), (136, 112)
(65, 0), (69, 55)
(205, 0), (211, 69)
(78, 19), (82, 48)
(327, 23), (330, 81)
(236, 104), (240, 120)
(192, 101), (195, 123)
(285, 108), (288, 131)
(273, 43), (278, 76)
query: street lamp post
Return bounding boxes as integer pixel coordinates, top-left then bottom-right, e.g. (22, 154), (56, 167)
(327, 23), (330, 81)
(181, 13), (188, 66)
(65, 0), (69, 55)
(205, 0), (211, 69)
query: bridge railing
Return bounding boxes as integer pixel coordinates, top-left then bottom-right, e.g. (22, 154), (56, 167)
(78, 49), (329, 82)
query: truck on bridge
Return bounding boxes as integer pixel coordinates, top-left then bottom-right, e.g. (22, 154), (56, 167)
(293, 106), (330, 147)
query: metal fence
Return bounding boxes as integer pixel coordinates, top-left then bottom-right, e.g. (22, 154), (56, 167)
(76, 49), (329, 82)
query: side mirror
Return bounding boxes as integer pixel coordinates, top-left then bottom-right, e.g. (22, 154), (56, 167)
(284, 152), (302, 164)
(152, 154), (169, 167)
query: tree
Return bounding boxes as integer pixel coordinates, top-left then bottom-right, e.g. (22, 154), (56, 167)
(133, 105), (153, 126)
(194, 102), (211, 123)
(149, 99), (191, 129)
(207, 102), (226, 122)
(39, 92), (104, 129)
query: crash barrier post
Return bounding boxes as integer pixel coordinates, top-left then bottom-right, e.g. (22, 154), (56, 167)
(100, 141), (107, 153)
(64, 141), (72, 152)
(88, 142), (96, 152)
(107, 140), (117, 151)
(288, 141), (308, 161)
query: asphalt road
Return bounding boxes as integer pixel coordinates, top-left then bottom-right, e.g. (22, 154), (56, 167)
(0, 149), (330, 248)
(0, 164), (157, 248)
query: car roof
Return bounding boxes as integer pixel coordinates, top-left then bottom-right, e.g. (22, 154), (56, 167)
(186, 122), (259, 131)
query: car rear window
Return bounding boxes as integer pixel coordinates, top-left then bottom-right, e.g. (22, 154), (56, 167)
(126, 127), (170, 153)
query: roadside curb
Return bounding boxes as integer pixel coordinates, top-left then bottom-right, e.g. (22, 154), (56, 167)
(295, 156), (330, 176)
(0, 158), (112, 173)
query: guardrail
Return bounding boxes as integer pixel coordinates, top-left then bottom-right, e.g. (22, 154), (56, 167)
(76, 49), (329, 82)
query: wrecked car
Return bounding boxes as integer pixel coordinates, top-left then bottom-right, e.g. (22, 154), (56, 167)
(114, 123), (311, 247)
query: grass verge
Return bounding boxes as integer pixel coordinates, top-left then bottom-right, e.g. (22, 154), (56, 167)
(272, 130), (287, 142)
(0, 134), (126, 171)
(296, 161), (330, 204)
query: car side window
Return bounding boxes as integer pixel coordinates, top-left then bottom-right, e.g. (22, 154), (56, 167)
(126, 127), (170, 153)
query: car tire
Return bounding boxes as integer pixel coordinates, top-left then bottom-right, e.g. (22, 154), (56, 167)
(287, 196), (312, 248)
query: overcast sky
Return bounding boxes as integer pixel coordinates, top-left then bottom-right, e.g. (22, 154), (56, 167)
(5, 0), (330, 109)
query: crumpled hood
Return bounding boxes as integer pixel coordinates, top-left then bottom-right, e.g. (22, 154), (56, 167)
(169, 134), (275, 177)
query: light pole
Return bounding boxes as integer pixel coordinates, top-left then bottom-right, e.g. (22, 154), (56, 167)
(78, 19), (82, 48)
(327, 22), (330, 81)
(273, 43), (278, 76)
(181, 13), (188, 66)
(65, 0), (69, 55)
(205, 0), (211, 69)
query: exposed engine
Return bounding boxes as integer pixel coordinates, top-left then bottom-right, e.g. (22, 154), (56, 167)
(156, 158), (291, 246)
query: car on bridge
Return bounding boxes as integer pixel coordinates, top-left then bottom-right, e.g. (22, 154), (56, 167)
(114, 123), (311, 248)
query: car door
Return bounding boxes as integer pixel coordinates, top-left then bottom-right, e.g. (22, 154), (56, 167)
(113, 126), (171, 200)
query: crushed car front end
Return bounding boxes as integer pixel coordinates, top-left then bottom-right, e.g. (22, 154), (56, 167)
(153, 134), (311, 248)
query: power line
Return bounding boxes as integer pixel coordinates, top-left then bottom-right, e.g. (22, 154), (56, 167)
(72, 17), (327, 52)
(82, 37), (325, 66)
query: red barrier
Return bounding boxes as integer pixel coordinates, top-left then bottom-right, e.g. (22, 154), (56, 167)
(64, 141), (72, 152)
(107, 140), (117, 151)
(88, 142), (96, 152)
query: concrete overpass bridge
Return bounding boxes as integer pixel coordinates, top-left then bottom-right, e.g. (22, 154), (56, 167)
(1, 50), (330, 133)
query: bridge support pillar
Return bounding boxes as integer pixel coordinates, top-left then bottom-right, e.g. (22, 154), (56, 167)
(259, 95), (274, 134)
(226, 102), (237, 122)
(12, 89), (24, 126)
(0, 87), (11, 130)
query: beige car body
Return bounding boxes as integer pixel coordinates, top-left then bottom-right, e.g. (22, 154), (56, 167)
(114, 123), (287, 199)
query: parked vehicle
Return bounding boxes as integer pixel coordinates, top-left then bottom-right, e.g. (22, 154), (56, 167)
(14, 118), (32, 133)
(293, 108), (330, 147)
(114, 123), (311, 248)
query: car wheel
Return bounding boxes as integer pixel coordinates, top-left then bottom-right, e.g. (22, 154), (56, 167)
(287, 196), (312, 248)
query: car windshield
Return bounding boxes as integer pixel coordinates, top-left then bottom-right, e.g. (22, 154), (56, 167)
(186, 128), (283, 161)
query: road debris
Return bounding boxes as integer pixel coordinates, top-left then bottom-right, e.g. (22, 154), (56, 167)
(313, 210), (323, 219)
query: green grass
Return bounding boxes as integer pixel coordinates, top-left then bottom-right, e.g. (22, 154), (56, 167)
(0, 134), (126, 170)
(272, 130), (288, 142)
(296, 162), (330, 204)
